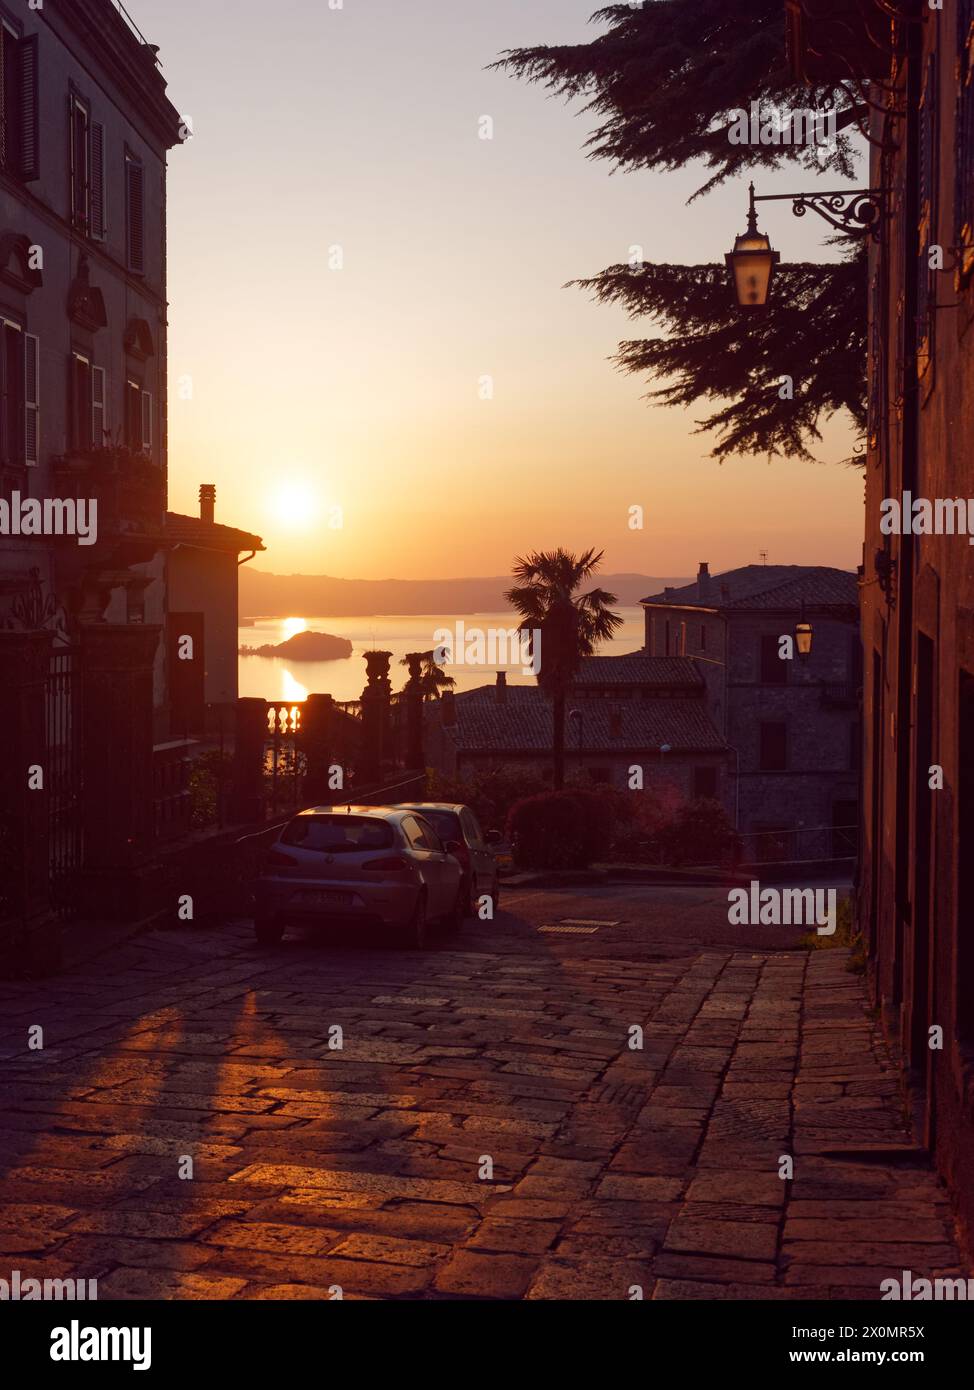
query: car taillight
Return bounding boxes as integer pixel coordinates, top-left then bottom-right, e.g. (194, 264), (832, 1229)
(363, 856), (410, 872)
(264, 847), (299, 868)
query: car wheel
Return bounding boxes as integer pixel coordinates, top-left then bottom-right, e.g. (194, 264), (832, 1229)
(255, 917), (284, 947)
(405, 891), (428, 950)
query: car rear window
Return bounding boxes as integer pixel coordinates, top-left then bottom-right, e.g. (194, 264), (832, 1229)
(413, 810), (460, 842)
(281, 815), (394, 853)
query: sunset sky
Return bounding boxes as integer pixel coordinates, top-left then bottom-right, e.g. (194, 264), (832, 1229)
(138, 0), (865, 580)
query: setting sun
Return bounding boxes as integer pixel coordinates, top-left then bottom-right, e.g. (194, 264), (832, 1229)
(271, 481), (318, 529)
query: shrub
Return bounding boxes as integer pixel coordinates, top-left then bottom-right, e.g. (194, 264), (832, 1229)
(425, 764), (548, 833)
(506, 788), (613, 869)
(655, 796), (741, 868)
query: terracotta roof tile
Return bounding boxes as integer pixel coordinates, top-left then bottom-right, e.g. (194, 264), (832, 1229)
(165, 512), (264, 553)
(448, 684), (726, 754)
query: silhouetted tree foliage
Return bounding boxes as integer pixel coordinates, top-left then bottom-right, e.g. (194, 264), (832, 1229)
(495, 0), (868, 461)
(575, 245), (867, 461)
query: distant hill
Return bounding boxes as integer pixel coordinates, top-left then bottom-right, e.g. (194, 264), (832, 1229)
(239, 571), (692, 618)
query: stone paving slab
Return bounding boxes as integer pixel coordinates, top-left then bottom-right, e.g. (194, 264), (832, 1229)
(0, 906), (969, 1300)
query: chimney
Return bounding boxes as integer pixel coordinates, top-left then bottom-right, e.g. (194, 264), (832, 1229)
(697, 562), (713, 599)
(495, 671), (507, 706)
(199, 483), (216, 525)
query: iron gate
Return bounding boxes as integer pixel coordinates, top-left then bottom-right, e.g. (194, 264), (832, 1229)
(46, 645), (82, 919)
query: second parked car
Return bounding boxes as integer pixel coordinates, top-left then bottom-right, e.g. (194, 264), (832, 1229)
(394, 802), (501, 916)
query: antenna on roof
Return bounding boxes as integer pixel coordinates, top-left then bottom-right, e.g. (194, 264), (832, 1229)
(759, 550), (768, 565)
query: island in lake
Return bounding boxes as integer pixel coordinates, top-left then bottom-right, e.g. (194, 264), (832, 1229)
(239, 630), (354, 662)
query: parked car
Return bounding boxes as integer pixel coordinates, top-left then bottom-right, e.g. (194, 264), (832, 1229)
(393, 802), (501, 915)
(253, 805), (464, 949)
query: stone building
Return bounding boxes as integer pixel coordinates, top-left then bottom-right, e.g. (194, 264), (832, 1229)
(642, 564), (860, 861)
(788, 0), (974, 1247)
(425, 658), (730, 806)
(0, 2), (185, 960)
(164, 484), (264, 738)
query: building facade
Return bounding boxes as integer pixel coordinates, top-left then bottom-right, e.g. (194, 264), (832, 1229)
(642, 564), (861, 862)
(789, 0), (974, 1250)
(0, 1), (184, 960)
(426, 658), (731, 807)
(164, 483), (264, 738)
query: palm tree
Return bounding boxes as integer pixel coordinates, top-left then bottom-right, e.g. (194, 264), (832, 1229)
(400, 650), (455, 702)
(504, 549), (622, 788)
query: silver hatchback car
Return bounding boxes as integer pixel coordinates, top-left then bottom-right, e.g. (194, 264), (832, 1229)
(253, 805), (464, 949)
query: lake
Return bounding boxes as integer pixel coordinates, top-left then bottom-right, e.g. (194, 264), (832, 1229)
(238, 608), (648, 703)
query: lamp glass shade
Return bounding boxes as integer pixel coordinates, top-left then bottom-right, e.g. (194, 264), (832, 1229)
(795, 621), (813, 657)
(725, 231), (780, 307)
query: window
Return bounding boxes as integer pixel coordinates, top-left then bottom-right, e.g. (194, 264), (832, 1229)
(91, 365), (106, 446)
(126, 154), (145, 273)
(0, 321), (38, 467)
(70, 352), (91, 450)
(0, 320), (23, 465)
(125, 377), (151, 452)
(693, 766), (718, 799)
(70, 94), (89, 233)
(459, 809), (483, 846)
(90, 120), (106, 240)
(402, 815), (443, 853)
(0, 22), (39, 180)
(281, 815), (394, 853)
(759, 633), (788, 685)
(759, 722), (788, 771)
(679, 621), (687, 656)
(587, 767), (612, 784)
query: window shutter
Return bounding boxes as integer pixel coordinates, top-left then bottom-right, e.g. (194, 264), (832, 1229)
(17, 34), (38, 179)
(91, 365), (106, 446)
(24, 332), (38, 465)
(70, 353), (91, 449)
(141, 389), (152, 450)
(91, 122), (105, 239)
(0, 27), (7, 172)
(127, 159), (145, 272)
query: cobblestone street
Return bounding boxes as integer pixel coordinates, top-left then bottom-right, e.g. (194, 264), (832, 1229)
(1, 885), (968, 1300)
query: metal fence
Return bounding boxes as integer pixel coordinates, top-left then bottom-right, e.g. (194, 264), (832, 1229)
(45, 646), (82, 920)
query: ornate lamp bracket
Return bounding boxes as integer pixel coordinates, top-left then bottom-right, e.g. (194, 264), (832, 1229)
(753, 186), (888, 243)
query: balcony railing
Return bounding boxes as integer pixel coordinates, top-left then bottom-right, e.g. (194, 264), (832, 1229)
(51, 449), (165, 536)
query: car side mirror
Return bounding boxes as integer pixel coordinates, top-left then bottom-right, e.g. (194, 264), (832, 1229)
(485, 829), (502, 845)
(444, 840), (464, 856)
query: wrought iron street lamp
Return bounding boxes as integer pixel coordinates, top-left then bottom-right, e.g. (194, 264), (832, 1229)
(727, 181), (887, 306)
(725, 184), (780, 308)
(795, 607), (813, 660)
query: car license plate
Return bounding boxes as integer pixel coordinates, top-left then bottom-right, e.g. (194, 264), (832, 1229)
(295, 890), (355, 908)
